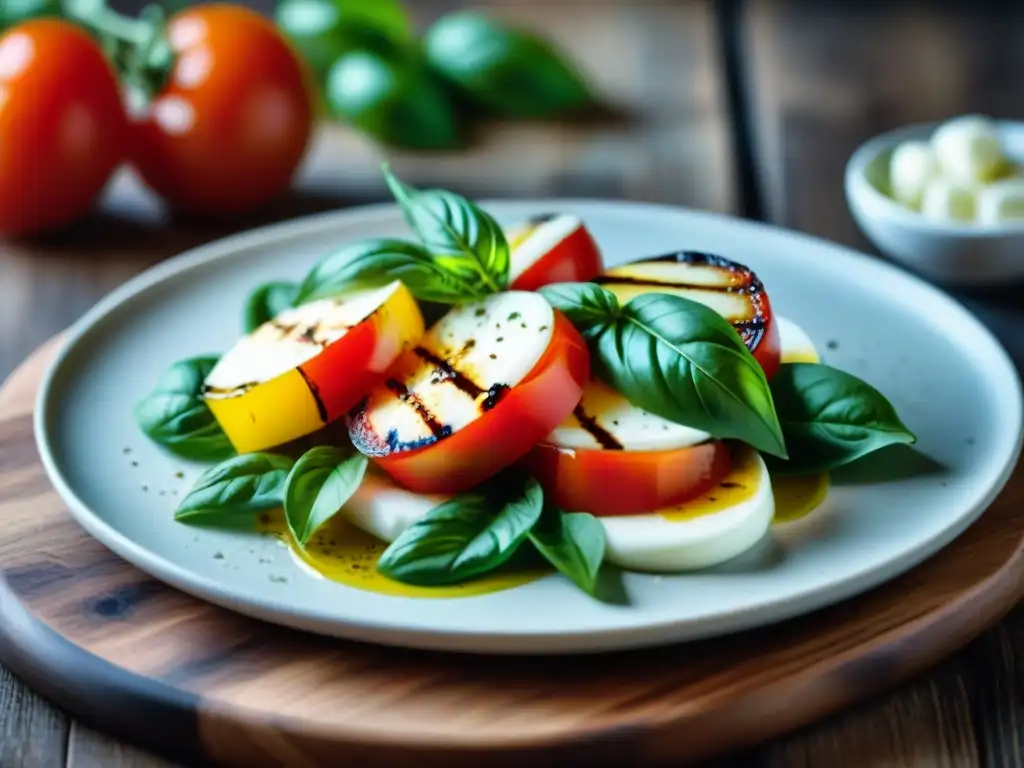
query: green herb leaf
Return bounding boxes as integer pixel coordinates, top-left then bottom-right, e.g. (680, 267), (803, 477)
(134, 357), (234, 461)
(1, 0), (60, 27)
(377, 474), (543, 586)
(598, 293), (786, 458)
(423, 11), (594, 119)
(175, 453), (294, 522)
(382, 164), (510, 294)
(766, 363), (916, 473)
(275, 0), (411, 83)
(326, 50), (463, 150)
(296, 237), (483, 305)
(244, 281), (299, 332)
(283, 447), (369, 546)
(549, 284), (786, 457)
(528, 505), (605, 597)
(539, 281), (620, 339)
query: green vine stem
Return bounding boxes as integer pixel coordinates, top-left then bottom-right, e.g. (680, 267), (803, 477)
(63, 0), (175, 101)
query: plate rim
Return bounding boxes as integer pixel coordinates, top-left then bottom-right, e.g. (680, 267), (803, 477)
(32, 199), (1024, 654)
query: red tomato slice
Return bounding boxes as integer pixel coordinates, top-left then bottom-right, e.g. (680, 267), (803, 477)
(597, 251), (781, 380)
(349, 302), (590, 495)
(506, 214), (603, 291)
(524, 438), (732, 517)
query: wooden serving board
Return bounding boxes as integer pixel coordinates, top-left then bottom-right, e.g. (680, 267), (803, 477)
(2, 338), (1024, 768)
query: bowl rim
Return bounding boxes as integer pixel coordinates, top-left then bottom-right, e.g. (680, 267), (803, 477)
(844, 118), (1024, 237)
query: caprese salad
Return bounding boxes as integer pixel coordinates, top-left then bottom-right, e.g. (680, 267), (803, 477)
(135, 166), (916, 600)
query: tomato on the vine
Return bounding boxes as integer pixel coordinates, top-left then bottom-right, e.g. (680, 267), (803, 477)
(0, 19), (126, 237)
(125, 4), (314, 216)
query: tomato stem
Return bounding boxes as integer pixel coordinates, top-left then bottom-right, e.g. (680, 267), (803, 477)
(64, 0), (174, 101)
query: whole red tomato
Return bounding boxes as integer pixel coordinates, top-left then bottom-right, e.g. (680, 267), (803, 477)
(0, 19), (126, 237)
(130, 5), (314, 216)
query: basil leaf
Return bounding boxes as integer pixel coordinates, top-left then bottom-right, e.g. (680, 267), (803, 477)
(244, 281), (299, 332)
(175, 453), (294, 522)
(377, 475), (544, 586)
(539, 281), (619, 340)
(275, 0), (411, 83)
(296, 237), (483, 305)
(528, 505), (605, 597)
(424, 11), (594, 118)
(1, 0), (60, 27)
(766, 363), (916, 474)
(548, 285), (787, 458)
(598, 293), (786, 458)
(382, 164), (509, 294)
(327, 50), (463, 150)
(283, 447), (369, 546)
(134, 357), (235, 461)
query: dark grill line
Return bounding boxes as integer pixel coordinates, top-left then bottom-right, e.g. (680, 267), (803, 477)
(412, 346), (487, 400)
(572, 405), (623, 450)
(385, 379), (450, 439)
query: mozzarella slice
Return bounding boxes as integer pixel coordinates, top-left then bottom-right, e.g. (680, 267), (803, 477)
(507, 214), (583, 284)
(339, 447), (772, 574)
(546, 315), (818, 452)
(600, 446), (773, 571)
(777, 316), (820, 364)
(350, 291), (555, 456)
(204, 282), (404, 397)
(546, 378), (710, 451)
(597, 252), (773, 355)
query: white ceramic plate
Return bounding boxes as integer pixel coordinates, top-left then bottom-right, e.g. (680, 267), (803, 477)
(34, 200), (1023, 654)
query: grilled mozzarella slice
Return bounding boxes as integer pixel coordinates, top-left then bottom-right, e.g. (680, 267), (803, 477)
(349, 291), (556, 456)
(546, 377), (711, 451)
(596, 250), (779, 376)
(546, 313), (818, 453)
(203, 280), (423, 453)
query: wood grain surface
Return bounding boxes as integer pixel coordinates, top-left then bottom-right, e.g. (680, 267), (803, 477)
(0, 333), (1022, 767)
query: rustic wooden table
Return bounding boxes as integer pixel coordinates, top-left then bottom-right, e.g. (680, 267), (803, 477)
(2, 0), (1024, 765)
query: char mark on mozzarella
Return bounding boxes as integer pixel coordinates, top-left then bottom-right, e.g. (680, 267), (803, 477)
(572, 404), (623, 450)
(596, 250), (770, 352)
(412, 345), (486, 399)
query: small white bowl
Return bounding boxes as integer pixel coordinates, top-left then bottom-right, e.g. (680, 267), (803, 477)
(845, 120), (1024, 286)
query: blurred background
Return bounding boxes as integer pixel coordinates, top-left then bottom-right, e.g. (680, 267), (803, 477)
(0, 0), (1021, 372)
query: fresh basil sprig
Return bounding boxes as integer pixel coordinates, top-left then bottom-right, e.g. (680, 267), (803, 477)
(244, 281), (300, 332)
(377, 473), (543, 586)
(528, 504), (606, 597)
(542, 283), (787, 458)
(135, 356), (235, 462)
(175, 453), (294, 523)
(766, 363), (916, 474)
(283, 447), (369, 546)
(423, 11), (594, 119)
(295, 237), (485, 305)
(383, 164), (510, 294)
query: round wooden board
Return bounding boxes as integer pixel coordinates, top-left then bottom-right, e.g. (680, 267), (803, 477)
(2, 338), (1024, 768)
